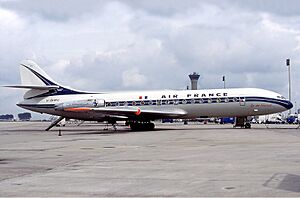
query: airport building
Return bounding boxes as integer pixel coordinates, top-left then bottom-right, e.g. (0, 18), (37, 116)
(0, 114), (14, 121)
(189, 72), (200, 90)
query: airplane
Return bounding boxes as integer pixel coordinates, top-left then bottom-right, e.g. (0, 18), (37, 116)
(5, 60), (293, 131)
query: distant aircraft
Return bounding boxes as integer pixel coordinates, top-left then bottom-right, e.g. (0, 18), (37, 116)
(5, 60), (293, 131)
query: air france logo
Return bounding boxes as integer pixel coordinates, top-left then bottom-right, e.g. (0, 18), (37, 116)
(161, 92), (228, 99)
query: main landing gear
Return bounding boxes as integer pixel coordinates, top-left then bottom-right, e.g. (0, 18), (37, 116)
(234, 117), (251, 129)
(126, 121), (155, 131)
(104, 120), (117, 131)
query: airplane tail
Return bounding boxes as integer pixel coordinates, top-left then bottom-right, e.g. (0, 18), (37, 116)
(20, 60), (59, 87)
(5, 60), (86, 99)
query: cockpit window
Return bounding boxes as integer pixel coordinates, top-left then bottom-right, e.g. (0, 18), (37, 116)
(277, 95), (286, 100)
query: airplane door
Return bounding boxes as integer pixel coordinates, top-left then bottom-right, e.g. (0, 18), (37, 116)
(94, 99), (105, 107)
(239, 96), (246, 106)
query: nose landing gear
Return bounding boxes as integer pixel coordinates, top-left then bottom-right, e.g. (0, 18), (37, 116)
(244, 122), (251, 129)
(234, 117), (251, 129)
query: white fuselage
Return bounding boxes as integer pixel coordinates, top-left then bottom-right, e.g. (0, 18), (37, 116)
(18, 88), (292, 121)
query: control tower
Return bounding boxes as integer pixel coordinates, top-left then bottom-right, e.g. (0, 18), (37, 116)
(188, 72), (200, 90)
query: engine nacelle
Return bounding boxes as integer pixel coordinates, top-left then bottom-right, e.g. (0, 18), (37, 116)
(55, 99), (105, 110)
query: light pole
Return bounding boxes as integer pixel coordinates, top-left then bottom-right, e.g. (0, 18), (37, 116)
(286, 59), (292, 114)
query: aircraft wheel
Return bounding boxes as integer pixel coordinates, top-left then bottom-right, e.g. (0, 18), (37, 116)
(130, 122), (155, 131)
(147, 123), (155, 130)
(130, 123), (139, 131)
(245, 123), (251, 129)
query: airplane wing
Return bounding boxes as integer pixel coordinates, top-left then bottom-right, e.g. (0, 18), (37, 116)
(64, 106), (187, 119)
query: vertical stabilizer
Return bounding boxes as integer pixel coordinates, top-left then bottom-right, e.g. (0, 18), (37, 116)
(20, 60), (58, 86)
(5, 60), (90, 100)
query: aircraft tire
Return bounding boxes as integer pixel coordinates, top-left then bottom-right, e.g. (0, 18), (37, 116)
(147, 123), (155, 130)
(129, 123), (138, 131)
(245, 123), (251, 129)
(130, 122), (155, 131)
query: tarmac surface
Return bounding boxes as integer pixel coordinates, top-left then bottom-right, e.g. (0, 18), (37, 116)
(0, 121), (300, 197)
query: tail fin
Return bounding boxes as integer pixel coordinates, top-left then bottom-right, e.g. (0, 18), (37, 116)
(5, 60), (87, 99)
(20, 60), (59, 87)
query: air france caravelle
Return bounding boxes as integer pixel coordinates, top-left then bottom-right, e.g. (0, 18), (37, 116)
(6, 60), (293, 131)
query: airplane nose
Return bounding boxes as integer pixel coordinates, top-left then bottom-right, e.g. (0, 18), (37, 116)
(285, 101), (293, 110)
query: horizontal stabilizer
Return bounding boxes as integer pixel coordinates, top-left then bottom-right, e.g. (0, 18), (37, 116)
(4, 85), (59, 90)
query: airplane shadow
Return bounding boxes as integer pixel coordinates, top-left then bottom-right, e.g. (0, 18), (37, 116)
(4, 125), (298, 135)
(55, 125), (300, 136)
(52, 126), (244, 136)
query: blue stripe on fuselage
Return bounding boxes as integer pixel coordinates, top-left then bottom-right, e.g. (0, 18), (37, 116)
(246, 97), (293, 109)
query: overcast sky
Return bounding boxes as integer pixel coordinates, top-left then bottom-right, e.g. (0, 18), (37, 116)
(1, 0), (300, 119)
